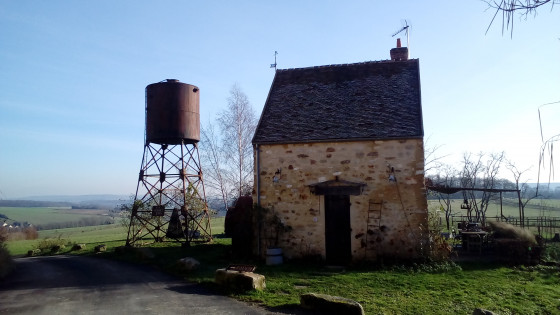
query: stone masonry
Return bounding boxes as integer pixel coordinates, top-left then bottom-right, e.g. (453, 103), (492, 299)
(253, 138), (428, 262)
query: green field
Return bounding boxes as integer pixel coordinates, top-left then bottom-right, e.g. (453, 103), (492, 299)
(0, 206), (112, 226)
(428, 199), (560, 219)
(3, 206), (560, 314)
(5, 214), (225, 256)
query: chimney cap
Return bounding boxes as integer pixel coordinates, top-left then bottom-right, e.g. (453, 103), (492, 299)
(390, 45), (409, 61)
(396, 38), (401, 48)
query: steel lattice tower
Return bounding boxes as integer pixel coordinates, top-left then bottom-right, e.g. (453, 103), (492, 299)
(126, 80), (212, 246)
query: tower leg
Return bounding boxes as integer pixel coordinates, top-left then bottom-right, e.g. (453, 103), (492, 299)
(126, 141), (212, 246)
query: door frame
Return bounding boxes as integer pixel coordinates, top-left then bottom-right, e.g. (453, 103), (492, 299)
(324, 194), (351, 265)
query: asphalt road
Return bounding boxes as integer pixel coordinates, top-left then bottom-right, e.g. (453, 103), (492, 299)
(0, 255), (282, 315)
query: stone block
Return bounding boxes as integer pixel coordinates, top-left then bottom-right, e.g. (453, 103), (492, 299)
(473, 308), (496, 315)
(51, 244), (65, 252)
(300, 293), (364, 315)
(176, 257), (200, 272)
(72, 244), (86, 251)
(215, 268), (266, 291)
(27, 249), (41, 257)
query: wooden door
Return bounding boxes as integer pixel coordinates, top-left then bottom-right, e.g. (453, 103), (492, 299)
(324, 194), (351, 265)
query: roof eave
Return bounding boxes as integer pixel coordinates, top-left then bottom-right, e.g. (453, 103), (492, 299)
(253, 135), (424, 146)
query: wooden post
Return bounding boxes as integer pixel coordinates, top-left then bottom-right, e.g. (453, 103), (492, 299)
(517, 189), (523, 228)
(500, 191), (504, 219)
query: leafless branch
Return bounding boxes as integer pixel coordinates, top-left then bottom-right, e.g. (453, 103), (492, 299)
(200, 122), (233, 211)
(217, 84), (257, 198)
(424, 137), (448, 175)
(483, 0), (558, 36)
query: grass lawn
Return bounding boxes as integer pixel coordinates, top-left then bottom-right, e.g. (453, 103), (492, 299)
(5, 223), (128, 256)
(239, 261), (560, 314)
(5, 216), (225, 256)
(96, 239), (560, 315)
(5, 212), (560, 314)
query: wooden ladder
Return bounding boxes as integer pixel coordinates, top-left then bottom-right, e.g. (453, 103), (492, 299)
(365, 199), (383, 258)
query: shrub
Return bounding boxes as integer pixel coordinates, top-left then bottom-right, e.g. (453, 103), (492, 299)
(418, 210), (452, 262)
(488, 221), (536, 244)
(542, 243), (560, 263)
(0, 226), (39, 241)
(0, 229), (13, 278)
(34, 235), (70, 253)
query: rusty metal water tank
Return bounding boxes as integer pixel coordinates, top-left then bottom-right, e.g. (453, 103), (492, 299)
(145, 79), (200, 144)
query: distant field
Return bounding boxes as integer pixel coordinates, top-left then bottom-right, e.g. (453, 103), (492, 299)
(0, 206), (111, 227)
(5, 215), (226, 256)
(428, 199), (560, 218)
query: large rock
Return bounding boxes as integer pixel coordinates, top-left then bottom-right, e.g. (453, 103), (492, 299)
(72, 244), (86, 251)
(473, 308), (496, 315)
(51, 244), (66, 253)
(215, 268), (265, 291)
(27, 249), (41, 257)
(176, 257), (200, 272)
(135, 247), (154, 260)
(94, 244), (107, 253)
(300, 293), (364, 315)
(114, 246), (154, 260)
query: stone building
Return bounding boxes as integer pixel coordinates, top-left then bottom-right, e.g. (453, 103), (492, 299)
(252, 43), (428, 264)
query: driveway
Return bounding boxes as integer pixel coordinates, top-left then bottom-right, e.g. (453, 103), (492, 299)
(0, 255), (280, 315)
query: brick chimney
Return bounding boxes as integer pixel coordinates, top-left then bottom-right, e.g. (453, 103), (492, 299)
(390, 38), (409, 61)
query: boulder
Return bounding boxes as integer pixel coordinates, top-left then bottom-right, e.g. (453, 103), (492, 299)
(473, 308), (496, 315)
(300, 293), (364, 315)
(215, 268), (266, 291)
(51, 244), (66, 252)
(72, 244), (86, 251)
(114, 245), (133, 255)
(176, 257), (200, 272)
(94, 244), (107, 253)
(135, 247), (154, 260)
(27, 249), (41, 257)
(113, 246), (154, 260)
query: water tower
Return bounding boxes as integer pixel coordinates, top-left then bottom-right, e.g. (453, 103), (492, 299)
(126, 79), (212, 247)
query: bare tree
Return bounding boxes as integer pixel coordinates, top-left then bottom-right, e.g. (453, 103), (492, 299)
(479, 152), (505, 224)
(217, 84), (257, 198)
(484, 0), (559, 36)
(460, 152), (505, 225)
(537, 102), (560, 191)
(506, 160), (539, 226)
(424, 137), (447, 175)
(460, 153), (484, 222)
(431, 164), (459, 230)
(200, 122), (233, 212)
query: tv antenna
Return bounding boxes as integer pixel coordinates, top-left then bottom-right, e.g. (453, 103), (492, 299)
(270, 51), (278, 70)
(392, 20), (410, 53)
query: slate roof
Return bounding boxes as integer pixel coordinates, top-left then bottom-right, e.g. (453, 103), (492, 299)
(252, 59), (423, 144)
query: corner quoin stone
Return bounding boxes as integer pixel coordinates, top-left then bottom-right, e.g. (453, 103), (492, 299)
(300, 293), (365, 315)
(214, 268), (266, 291)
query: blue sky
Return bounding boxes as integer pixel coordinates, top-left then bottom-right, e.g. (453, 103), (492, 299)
(0, 1), (558, 198)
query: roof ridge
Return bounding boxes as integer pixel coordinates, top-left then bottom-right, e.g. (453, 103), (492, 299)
(276, 59), (418, 72)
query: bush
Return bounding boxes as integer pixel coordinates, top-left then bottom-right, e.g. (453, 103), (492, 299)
(0, 229), (13, 278)
(418, 210), (452, 262)
(34, 235), (70, 253)
(542, 243), (560, 263)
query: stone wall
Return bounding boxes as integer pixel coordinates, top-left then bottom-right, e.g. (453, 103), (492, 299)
(253, 138), (428, 262)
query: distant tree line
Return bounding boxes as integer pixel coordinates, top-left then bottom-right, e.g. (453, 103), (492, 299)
(0, 200), (72, 207)
(34, 217), (114, 231)
(0, 200), (112, 210)
(0, 226), (38, 241)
